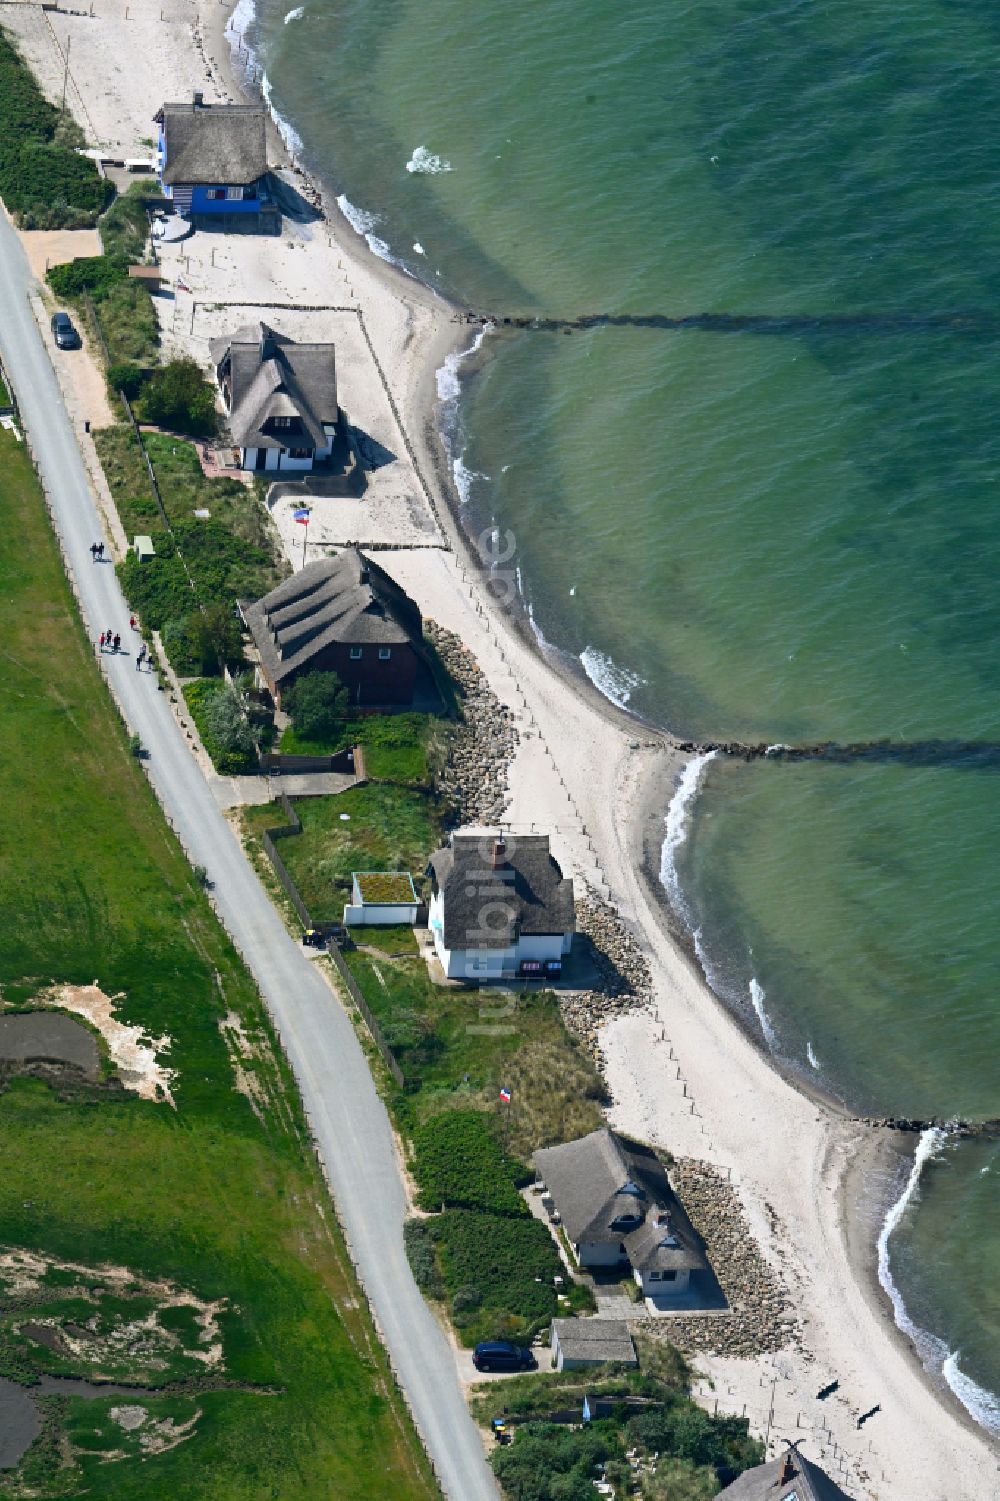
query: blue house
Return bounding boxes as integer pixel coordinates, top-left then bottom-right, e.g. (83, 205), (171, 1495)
(154, 94), (273, 225)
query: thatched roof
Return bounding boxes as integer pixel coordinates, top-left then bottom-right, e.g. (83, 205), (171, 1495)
(534, 1128), (708, 1274)
(210, 322), (337, 451)
(426, 832), (575, 950)
(243, 550), (421, 685)
(717, 1444), (854, 1500)
(156, 100), (267, 186)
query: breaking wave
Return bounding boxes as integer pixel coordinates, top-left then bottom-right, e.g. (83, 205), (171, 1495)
(876, 1127), (947, 1346)
(579, 647), (645, 711)
(335, 193), (395, 264)
(283, 5), (304, 19)
(406, 145), (454, 174)
(659, 751), (717, 905)
(806, 1040), (820, 1071)
(261, 73), (303, 157)
(942, 1351), (1000, 1436)
(749, 977), (777, 1050)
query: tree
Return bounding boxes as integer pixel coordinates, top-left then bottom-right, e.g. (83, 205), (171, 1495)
(204, 683), (255, 761)
(283, 670), (348, 743)
(136, 357), (217, 436)
(186, 603), (243, 677)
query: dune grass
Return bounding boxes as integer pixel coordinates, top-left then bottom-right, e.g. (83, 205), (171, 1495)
(0, 427), (437, 1498)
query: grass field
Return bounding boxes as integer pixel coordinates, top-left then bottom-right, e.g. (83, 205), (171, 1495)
(0, 426), (437, 1497)
(242, 784), (445, 925)
(281, 712), (449, 786)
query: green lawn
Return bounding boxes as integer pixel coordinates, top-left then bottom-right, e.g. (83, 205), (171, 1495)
(281, 711), (449, 786)
(0, 428), (437, 1499)
(242, 783), (445, 925)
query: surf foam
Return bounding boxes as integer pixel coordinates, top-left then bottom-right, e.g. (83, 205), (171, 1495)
(942, 1351), (1000, 1436)
(659, 751), (717, 903)
(806, 1040), (820, 1070)
(749, 977), (777, 1050)
(579, 647), (645, 711)
(261, 73), (303, 157)
(283, 4), (304, 19)
(406, 145), (454, 175)
(336, 194), (395, 264)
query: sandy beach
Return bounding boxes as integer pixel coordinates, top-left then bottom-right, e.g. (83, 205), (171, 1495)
(3, 0), (997, 1495)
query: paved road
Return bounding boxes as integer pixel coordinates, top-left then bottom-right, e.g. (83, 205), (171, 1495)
(0, 209), (498, 1501)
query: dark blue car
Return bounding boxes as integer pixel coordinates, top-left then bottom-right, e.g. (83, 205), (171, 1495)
(472, 1340), (535, 1373)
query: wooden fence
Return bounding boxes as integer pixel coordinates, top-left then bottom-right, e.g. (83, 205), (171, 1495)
(259, 792), (405, 1088)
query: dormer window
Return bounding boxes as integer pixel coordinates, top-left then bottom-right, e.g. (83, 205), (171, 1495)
(618, 1180), (646, 1199)
(611, 1213), (642, 1230)
(272, 416), (294, 430)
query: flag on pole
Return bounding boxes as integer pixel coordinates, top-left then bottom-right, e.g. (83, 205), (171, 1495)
(293, 508), (311, 524)
(499, 1086), (511, 1104)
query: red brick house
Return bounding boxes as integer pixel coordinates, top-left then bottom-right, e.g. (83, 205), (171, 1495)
(241, 549), (422, 708)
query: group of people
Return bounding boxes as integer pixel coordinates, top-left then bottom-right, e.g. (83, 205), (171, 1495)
(89, 538), (153, 670)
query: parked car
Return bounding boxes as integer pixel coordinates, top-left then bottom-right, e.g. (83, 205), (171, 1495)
(50, 311), (81, 350)
(472, 1341), (535, 1373)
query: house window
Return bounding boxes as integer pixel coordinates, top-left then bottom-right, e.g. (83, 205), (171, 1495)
(242, 183), (258, 201)
(661, 1270), (677, 1282)
(378, 647), (392, 660)
(226, 185), (243, 200)
(349, 647), (362, 660)
(287, 447), (311, 459)
(272, 416), (294, 430)
(207, 187), (226, 201)
(648, 1271), (662, 1282)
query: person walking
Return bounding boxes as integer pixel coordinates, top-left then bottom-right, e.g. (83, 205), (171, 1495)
(113, 633), (121, 653)
(129, 615), (137, 631)
(99, 631), (106, 651)
(97, 542), (104, 560)
(135, 648), (144, 671)
(90, 542), (98, 562)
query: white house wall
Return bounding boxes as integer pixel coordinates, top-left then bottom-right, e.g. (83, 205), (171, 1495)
(636, 1268), (690, 1296)
(344, 902), (419, 927)
(576, 1240), (626, 1269)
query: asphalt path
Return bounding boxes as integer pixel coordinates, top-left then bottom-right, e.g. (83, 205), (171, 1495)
(0, 208), (498, 1501)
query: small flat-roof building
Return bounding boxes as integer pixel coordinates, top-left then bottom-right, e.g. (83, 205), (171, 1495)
(154, 95), (273, 224)
(344, 871), (420, 928)
(133, 534), (156, 563)
(426, 830), (575, 982)
(717, 1443), (854, 1500)
(550, 1318), (637, 1372)
(534, 1127), (711, 1304)
(241, 549), (423, 709)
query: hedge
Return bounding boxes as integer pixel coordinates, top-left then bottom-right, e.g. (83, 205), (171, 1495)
(411, 1111), (527, 1216)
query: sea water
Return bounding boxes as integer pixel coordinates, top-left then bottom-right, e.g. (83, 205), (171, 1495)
(244, 0), (1000, 1424)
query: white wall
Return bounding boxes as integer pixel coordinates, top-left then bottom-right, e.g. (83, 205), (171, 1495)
(277, 451), (314, 472)
(636, 1268), (690, 1296)
(577, 1241), (627, 1269)
(344, 903), (419, 927)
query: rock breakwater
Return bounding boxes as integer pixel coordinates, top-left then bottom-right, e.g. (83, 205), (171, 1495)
(426, 621), (519, 825)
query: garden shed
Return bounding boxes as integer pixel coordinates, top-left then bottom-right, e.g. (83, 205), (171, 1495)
(343, 871), (420, 927)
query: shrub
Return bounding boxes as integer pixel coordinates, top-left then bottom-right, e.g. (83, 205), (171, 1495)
(204, 683), (255, 762)
(135, 358), (217, 437)
(185, 603), (243, 677)
(411, 1111), (527, 1216)
(492, 1423), (613, 1501)
(47, 254), (127, 300)
(283, 671), (349, 743)
(106, 363), (149, 401)
(183, 679), (256, 775)
(431, 1209), (560, 1341)
(402, 1219), (443, 1299)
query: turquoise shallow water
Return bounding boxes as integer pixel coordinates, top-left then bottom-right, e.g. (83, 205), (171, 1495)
(247, 0), (1000, 1424)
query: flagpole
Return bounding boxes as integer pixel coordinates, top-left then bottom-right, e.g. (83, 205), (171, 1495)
(301, 516), (309, 568)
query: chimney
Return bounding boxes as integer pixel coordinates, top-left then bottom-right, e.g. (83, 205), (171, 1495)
(491, 838), (507, 871)
(192, 90), (204, 107)
(777, 1452), (796, 1486)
